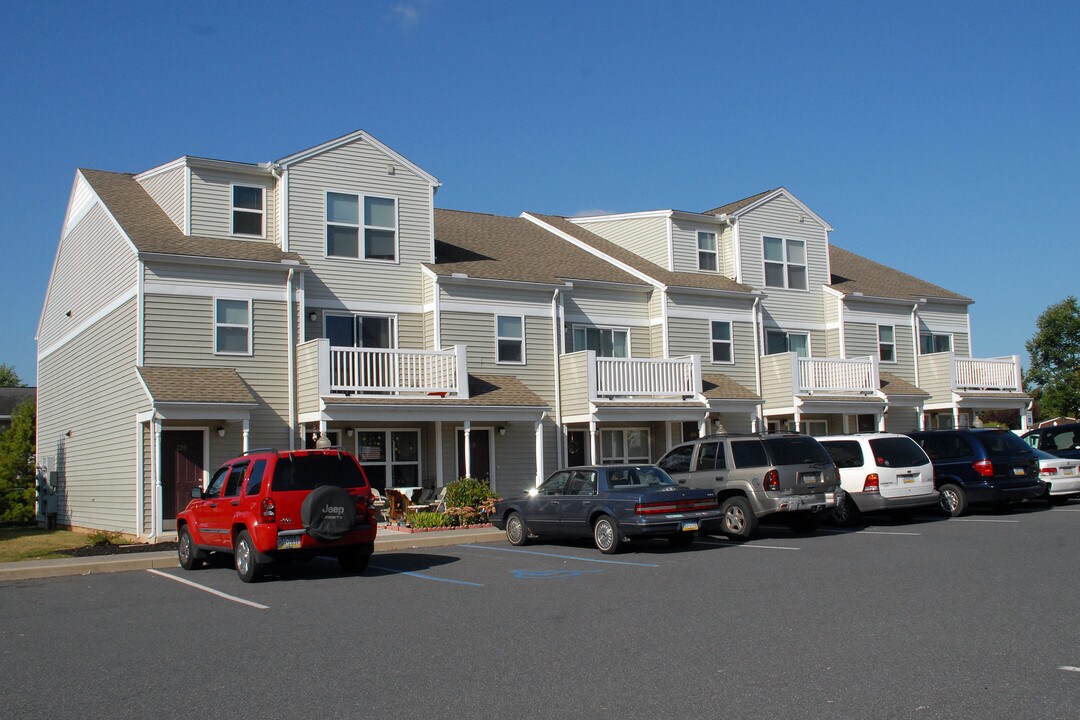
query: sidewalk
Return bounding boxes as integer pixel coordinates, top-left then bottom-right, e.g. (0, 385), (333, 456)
(0, 526), (505, 583)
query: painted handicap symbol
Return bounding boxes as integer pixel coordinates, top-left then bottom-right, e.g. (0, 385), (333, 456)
(511, 569), (604, 579)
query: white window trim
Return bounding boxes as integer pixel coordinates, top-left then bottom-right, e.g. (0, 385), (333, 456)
(697, 230), (718, 273)
(765, 329), (811, 357)
(762, 235), (809, 292)
(710, 320), (734, 365)
(323, 312), (399, 349)
(213, 297), (252, 356)
(496, 314), (526, 365)
(599, 427), (652, 465)
(231, 183), (265, 238)
(323, 189), (400, 263)
(571, 324), (632, 358)
(878, 325), (897, 364)
(803, 419), (829, 436)
(355, 428), (421, 489)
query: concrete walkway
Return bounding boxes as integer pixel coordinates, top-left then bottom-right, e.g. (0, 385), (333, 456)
(0, 526), (505, 582)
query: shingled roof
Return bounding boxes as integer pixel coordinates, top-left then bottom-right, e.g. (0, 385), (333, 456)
(829, 244), (970, 303)
(138, 366), (257, 405)
(703, 188), (780, 216)
(80, 169), (302, 265)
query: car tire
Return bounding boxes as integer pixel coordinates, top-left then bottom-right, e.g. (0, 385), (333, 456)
(593, 515), (622, 554)
(301, 485), (357, 542)
(938, 483), (967, 517)
(505, 512), (530, 546)
(719, 496), (758, 540)
(668, 532), (695, 548)
(831, 495), (861, 527)
(785, 511), (821, 535)
(177, 526), (205, 571)
(338, 542), (373, 574)
(234, 530), (264, 583)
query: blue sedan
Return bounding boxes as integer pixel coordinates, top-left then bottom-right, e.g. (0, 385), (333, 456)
(491, 465), (721, 554)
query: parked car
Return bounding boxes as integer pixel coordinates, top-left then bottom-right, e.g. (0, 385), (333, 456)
(1021, 422), (1080, 460)
(1031, 447), (1080, 505)
(906, 429), (1043, 516)
(657, 433), (840, 539)
(177, 448), (378, 582)
(490, 465), (721, 554)
(817, 433), (938, 525)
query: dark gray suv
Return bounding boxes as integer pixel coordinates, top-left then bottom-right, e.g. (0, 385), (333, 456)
(658, 433), (840, 539)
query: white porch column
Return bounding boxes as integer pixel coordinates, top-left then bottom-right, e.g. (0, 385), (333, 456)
(435, 420), (444, 486)
(242, 418), (251, 453)
(952, 405), (961, 430)
(534, 419), (544, 487)
(793, 407), (802, 433)
(877, 411), (886, 432)
(152, 417), (162, 542)
(589, 421), (598, 464)
(463, 420), (472, 478)
(1021, 404), (1032, 432)
(698, 416), (707, 438)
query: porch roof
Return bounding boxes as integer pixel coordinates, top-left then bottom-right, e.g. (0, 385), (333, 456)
(702, 374), (760, 401)
(879, 372), (931, 398)
(138, 366), (256, 405)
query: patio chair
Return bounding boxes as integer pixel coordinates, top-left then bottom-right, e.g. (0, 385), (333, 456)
(385, 489), (410, 525)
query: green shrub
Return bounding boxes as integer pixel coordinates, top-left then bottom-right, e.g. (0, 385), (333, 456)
(407, 511), (453, 529)
(444, 476), (496, 509)
(86, 530), (123, 547)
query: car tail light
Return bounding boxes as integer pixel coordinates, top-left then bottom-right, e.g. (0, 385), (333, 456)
(862, 473), (880, 492)
(1041, 466), (1057, 475)
(635, 498), (717, 515)
(762, 469), (780, 491)
(973, 459), (994, 477)
(356, 494), (374, 519)
(260, 497), (276, 522)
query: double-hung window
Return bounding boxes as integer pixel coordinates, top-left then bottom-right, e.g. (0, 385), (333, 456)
(763, 236), (808, 290)
(920, 332), (952, 354)
(326, 192), (397, 261)
(356, 430), (420, 490)
(765, 329), (809, 357)
(214, 298), (252, 355)
(496, 315), (525, 364)
(710, 321), (733, 363)
(697, 231), (718, 271)
(571, 326), (629, 358)
(232, 185), (264, 237)
(600, 429), (650, 464)
(879, 325), (896, 362)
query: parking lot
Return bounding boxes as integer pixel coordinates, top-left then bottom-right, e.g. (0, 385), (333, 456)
(4, 505), (1080, 719)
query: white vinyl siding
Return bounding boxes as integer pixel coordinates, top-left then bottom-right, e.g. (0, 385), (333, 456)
(189, 167), (276, 243)
(572, 215), (670, 268)
(136, 165), (186, 232)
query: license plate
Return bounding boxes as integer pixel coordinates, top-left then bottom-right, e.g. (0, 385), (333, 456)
(1012, 467), (1026, 476)
(680, 521), (699, 532)
(1063, 467), (1078, 477)
(277, 535), (301, 550)
(902, 475), (916, 484)
(801, 473), (821, 485)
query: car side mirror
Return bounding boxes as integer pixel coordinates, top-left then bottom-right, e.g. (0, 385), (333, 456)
(190, 487), (205, 499)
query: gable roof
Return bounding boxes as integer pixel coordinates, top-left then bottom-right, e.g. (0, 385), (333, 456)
(527, 214), (754, 295)
(704, 188), (779, 216)
(829, 245), (970, 303)
(275, 129), (440, 188)
(0, 387), (35, 418)
(430, 209), (645, 287)
(703, 187), (833, 231)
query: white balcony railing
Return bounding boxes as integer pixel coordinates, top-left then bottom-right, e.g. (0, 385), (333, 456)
(797, 356), (877, 394)
(310, 340), (468, 396)
(594, 355), (700, 397)
(953, 356), (1022, 392)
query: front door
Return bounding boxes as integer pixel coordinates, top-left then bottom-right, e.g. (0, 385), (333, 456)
(161, 430), (204, 529)
(567, 430), (587, 466)
(456, 428), (492, 481)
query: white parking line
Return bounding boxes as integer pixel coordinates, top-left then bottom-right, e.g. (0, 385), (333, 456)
(818, 528), (922, 536)
(1057, 666), (1080, 673)
(368, 563), (484, 587)
(951, 518), (1021, 523)
(697, 539), (801, 551)
(147, 569), (269, 610)
(458, 544), (660, 566)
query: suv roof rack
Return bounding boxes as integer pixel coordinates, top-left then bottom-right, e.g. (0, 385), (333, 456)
(242, 447), (280, 456)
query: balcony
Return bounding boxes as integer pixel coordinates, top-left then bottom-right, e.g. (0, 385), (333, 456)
(297, 340), (469, 410)
(917, 353), (1022, 395)
(559, 351), (702, 415)
(761, 353), (878, 405)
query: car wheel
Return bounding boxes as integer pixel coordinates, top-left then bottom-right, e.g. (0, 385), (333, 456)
(668, 532), (695, 548)
(593, 515), (622, 554)
(338, 543), (373, 574)
(720, 496), (758, 540)
(505, 512), (530, 546)
(177, 526), (205, 571)
(938, 483), (967, 517)
(785, 511), (821, 535)
(831, 495), (860, 527)
(234, 530), (264, 583)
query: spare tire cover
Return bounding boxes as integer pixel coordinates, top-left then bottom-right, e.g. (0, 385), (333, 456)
(301, 486), (357, 542)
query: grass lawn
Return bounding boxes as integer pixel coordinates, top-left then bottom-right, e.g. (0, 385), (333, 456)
(0, 527), (97, 563)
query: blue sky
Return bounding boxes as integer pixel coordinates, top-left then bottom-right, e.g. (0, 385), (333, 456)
(2, 0), (1077, 385)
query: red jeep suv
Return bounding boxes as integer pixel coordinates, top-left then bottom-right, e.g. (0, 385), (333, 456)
(176, 448), (378, 582)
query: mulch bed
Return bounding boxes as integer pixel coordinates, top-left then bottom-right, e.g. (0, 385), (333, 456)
(57, 542), (178, 558)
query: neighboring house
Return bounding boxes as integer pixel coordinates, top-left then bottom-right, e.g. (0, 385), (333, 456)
(0, 387), (36, 433)
(37, 130), (1031, 538)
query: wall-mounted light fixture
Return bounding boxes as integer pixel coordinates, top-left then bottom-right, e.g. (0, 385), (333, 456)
(346, 427), (354, 437)
(497, 426), (506, 436)
(308, 311), (318, 322)
(217, 426), (226, 438)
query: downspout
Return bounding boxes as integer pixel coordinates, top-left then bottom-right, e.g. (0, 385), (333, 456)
(552, 286), (564, 465)
(911, 303), (921, 389)
(752, 295), (764, 432)
(287, 267), (297, 450)
(661, 288), (670, 358)
(837, 293), (846, 359)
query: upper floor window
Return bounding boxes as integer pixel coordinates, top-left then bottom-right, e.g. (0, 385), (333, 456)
(710, 321), (733, 363)
(697, 231), (718, 272)
(572, 326), (629, 358)
(763, 236), (807, 290)
(879, 325), (896, 363)
(214, 298), (251, 355)
(326, 192), (397, 261)
(325, 313), (395, 349)
(765, 329), (809, 357)
(920, 332), (952, 354)
(497, 315), (525, 363)
(232, 185), (264, 237)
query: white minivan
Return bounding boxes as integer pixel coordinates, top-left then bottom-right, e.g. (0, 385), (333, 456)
(817, 433), (939, 525)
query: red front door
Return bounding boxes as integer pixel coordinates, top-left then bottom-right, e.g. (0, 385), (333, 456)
(161, 430), (204, 522)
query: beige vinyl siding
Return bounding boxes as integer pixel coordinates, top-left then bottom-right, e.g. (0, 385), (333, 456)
(884, 405), (920, 433)
(141, 424), (151, 534)
(295, 340), (321, 416)
(919, 302), (971, 357)
(822, 294), (840, 357)
(422, 274), (436, 348)
(760, 353), (795, 408)
(144, 262), (289, 295)
(39, 203), (138, 350)
(559, 352), (590, 419)
(649, 292), (665, 356)
(303, 307), (425, 350)
(573, 215), (670, 268)
(285, 138), (432, 308)
(915, 353), (954, 401)
(562, 286), (651, 336)
(847, 321), (917, 383)
(136, 165), (186, 232)
(143, 294), (292, 448)
(738, 194), (829, 325)
(490, 419), (558, 495)
(671, 218), (727, 275)
(714, 413), (754, 434)
(37, 299), (147, 533)
(667, 316), (757, 392)
(719, 225), (736, 278)
(189, 167), (277, 243)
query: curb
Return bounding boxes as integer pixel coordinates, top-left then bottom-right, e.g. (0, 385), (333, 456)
(0, 527), (505, 583)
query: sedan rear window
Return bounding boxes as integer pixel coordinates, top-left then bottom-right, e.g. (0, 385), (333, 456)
(606, 466), (678, 491)
(271, 453), (368, 491)
(868, 437), (929, 468)
(763, 436), (832, 465)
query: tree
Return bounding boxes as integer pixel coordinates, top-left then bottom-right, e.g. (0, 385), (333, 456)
(1025, 296), (1080, 420)
(0, 398), (36, 522)
(0, 363), (22, 388)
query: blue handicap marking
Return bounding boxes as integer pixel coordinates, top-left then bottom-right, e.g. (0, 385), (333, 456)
(511, 569), (605, 580)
